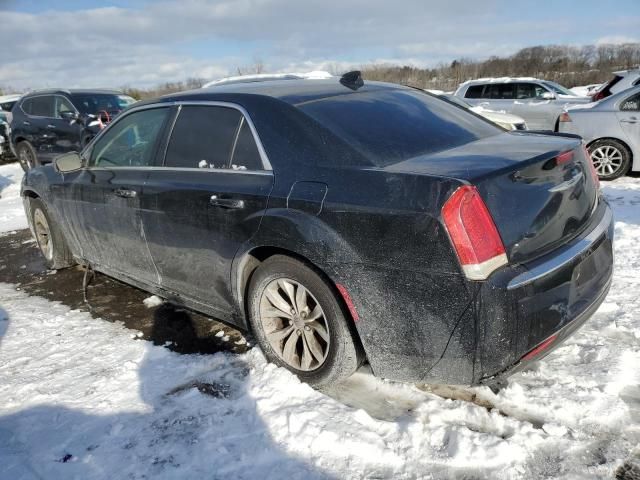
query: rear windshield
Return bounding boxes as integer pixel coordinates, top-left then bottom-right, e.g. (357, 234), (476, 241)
(298, 89), (501, 167)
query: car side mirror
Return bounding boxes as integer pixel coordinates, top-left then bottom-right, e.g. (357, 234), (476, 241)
(59, 111), (79, 122)
(55, 151), (83, 173)
(541, 92), (556, 100)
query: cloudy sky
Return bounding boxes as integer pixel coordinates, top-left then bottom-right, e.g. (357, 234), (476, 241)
(1, 0), (638, 90)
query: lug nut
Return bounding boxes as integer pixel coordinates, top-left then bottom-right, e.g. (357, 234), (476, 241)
(304, 326), (311, 331)
(296, 329), (302, 335)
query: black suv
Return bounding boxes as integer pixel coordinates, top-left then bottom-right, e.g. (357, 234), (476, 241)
(10, 89), (136, 171)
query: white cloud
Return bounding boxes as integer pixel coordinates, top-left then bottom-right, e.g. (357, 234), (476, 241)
(596, 35), (639, 46)
(0, 0), (637, 90)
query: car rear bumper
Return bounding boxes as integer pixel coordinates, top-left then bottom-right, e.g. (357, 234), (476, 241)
(473, 197), (614, 383)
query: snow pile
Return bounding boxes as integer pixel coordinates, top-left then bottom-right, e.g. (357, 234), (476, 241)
(0, 162), (28, 233)
(0, 165), (638, 478)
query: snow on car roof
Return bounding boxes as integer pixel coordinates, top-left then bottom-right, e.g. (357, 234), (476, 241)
(203, 71), (333, 88)
(459, 77), (540, 86)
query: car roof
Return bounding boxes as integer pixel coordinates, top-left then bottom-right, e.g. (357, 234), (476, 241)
(144, 78), (407, 107)
(22, 88), (126, 97)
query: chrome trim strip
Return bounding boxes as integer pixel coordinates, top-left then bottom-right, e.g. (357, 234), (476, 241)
(507, 206), (613, 290)
(86, 166), (274, 176)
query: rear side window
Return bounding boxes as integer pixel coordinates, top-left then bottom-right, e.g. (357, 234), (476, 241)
(299, 89), (501, 167)
(165, 106), (241, 169)
(484, 83), (515, 99)
(231, 118), (263, 170)
(22, 96), (54, 117)
(464, 85), (484, 98)
(165, 105), (264, 170)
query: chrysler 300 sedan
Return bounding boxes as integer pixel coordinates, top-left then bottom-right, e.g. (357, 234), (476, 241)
(21, 74), (614, 387)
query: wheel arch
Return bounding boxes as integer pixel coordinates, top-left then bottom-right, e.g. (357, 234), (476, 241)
(587, 136), (634, 169)
(233, 245), (362, 342)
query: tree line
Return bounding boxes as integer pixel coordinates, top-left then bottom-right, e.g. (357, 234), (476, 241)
(360, 43), (640, 92)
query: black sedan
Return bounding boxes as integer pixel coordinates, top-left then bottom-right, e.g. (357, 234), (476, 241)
(21, 74), (614, 387)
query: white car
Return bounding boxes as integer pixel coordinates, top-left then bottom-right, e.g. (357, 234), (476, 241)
(438, 93), (527, 130)
(454, 77), (590, 130)
(203, 71), (333, 88)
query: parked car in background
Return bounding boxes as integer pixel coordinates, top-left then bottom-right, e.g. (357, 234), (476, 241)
(438, 93), (527, 130)
(0, 93), (22, 124)
(203, 71), (333, 88)
(21, 75), (612, 388)
(559, 85), (640, 180)
(591, 69), (640, 102)
(10, 89), (136, 171)
(0, 111), (15, 162)
(454, 77), (591, 130)
(570, 84), (602, 97)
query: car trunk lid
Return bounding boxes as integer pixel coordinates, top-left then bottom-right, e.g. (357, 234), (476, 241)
(386, 132), (599, 265)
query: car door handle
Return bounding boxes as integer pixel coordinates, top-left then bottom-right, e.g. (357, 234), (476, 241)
(113, 188), (137, 198)
(46, 124), (56, 129)
(620, 117), (637, 124)
(210, 195), (244, 209)
(22, 121), (31, 126)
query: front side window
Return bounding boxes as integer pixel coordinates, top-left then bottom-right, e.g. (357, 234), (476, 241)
(621, 93), (640, 111)
(515, 83), (547, 99)
(55, 96), (76, 118)
(164, 105), (264, 170)
(70, 93), (136, 116)
(90, 107), (169, 167)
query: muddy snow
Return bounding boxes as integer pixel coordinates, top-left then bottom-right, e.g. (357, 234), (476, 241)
(0, 162), (638, 479)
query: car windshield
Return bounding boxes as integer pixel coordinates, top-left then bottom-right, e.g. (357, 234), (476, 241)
(299, 88), (501, 167)
(542, 81), (574, 96)
(70, 93), (136, 115)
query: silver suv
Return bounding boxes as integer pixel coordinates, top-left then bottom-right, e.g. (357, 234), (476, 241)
(454, 78), (591, 130)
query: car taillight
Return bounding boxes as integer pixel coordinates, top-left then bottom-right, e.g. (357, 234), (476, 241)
(442, 185), (508, 280)
(583, 144), (600, 189)
(558, 112), (572, 123)
(556, 150), (574, 165)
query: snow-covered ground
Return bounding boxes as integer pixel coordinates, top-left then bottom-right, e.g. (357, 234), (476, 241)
(0, 162), (28, 232)
(0, 163), (638, 479)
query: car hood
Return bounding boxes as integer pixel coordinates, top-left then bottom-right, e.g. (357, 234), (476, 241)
(470, 107), (525, 125)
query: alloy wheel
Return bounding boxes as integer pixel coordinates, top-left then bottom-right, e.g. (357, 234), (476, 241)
(19, 146), (34, 170)
(33, 208), (53, 261)
(591, 145), (623, 177)
(259, 278), (330, 371)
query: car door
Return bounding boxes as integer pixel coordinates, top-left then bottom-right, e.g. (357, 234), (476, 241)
(617, 92), (640, 155)
(142, 103), (274, 317)
(65, 106), (172, 285)
(512, 83), (554, 130)
(476, 83), (516, 115)
(48, 95), (83, 155)
(19, 95), (57, 160)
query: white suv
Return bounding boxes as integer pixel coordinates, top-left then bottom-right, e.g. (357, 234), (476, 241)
(454, 77), (591, 130)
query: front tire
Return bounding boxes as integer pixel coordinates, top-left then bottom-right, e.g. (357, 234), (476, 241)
(29, 198), (74, 270)
(588, 139), (631, 180)
(247, 255), (363, 387)
(16, 141), (40, 172)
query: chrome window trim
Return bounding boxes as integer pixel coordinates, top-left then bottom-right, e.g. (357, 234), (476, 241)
(83, 100), (273, 172)
(507, 205), (613, 290)
(20, 93), (79, 119)
(87, 166), (273, 176)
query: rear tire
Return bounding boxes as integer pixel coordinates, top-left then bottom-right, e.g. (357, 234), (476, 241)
(16, 141), (40, 172)
(29, 198), (74, 270)
(247, 255), (363, 387)
(588, 139), (631, 180)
